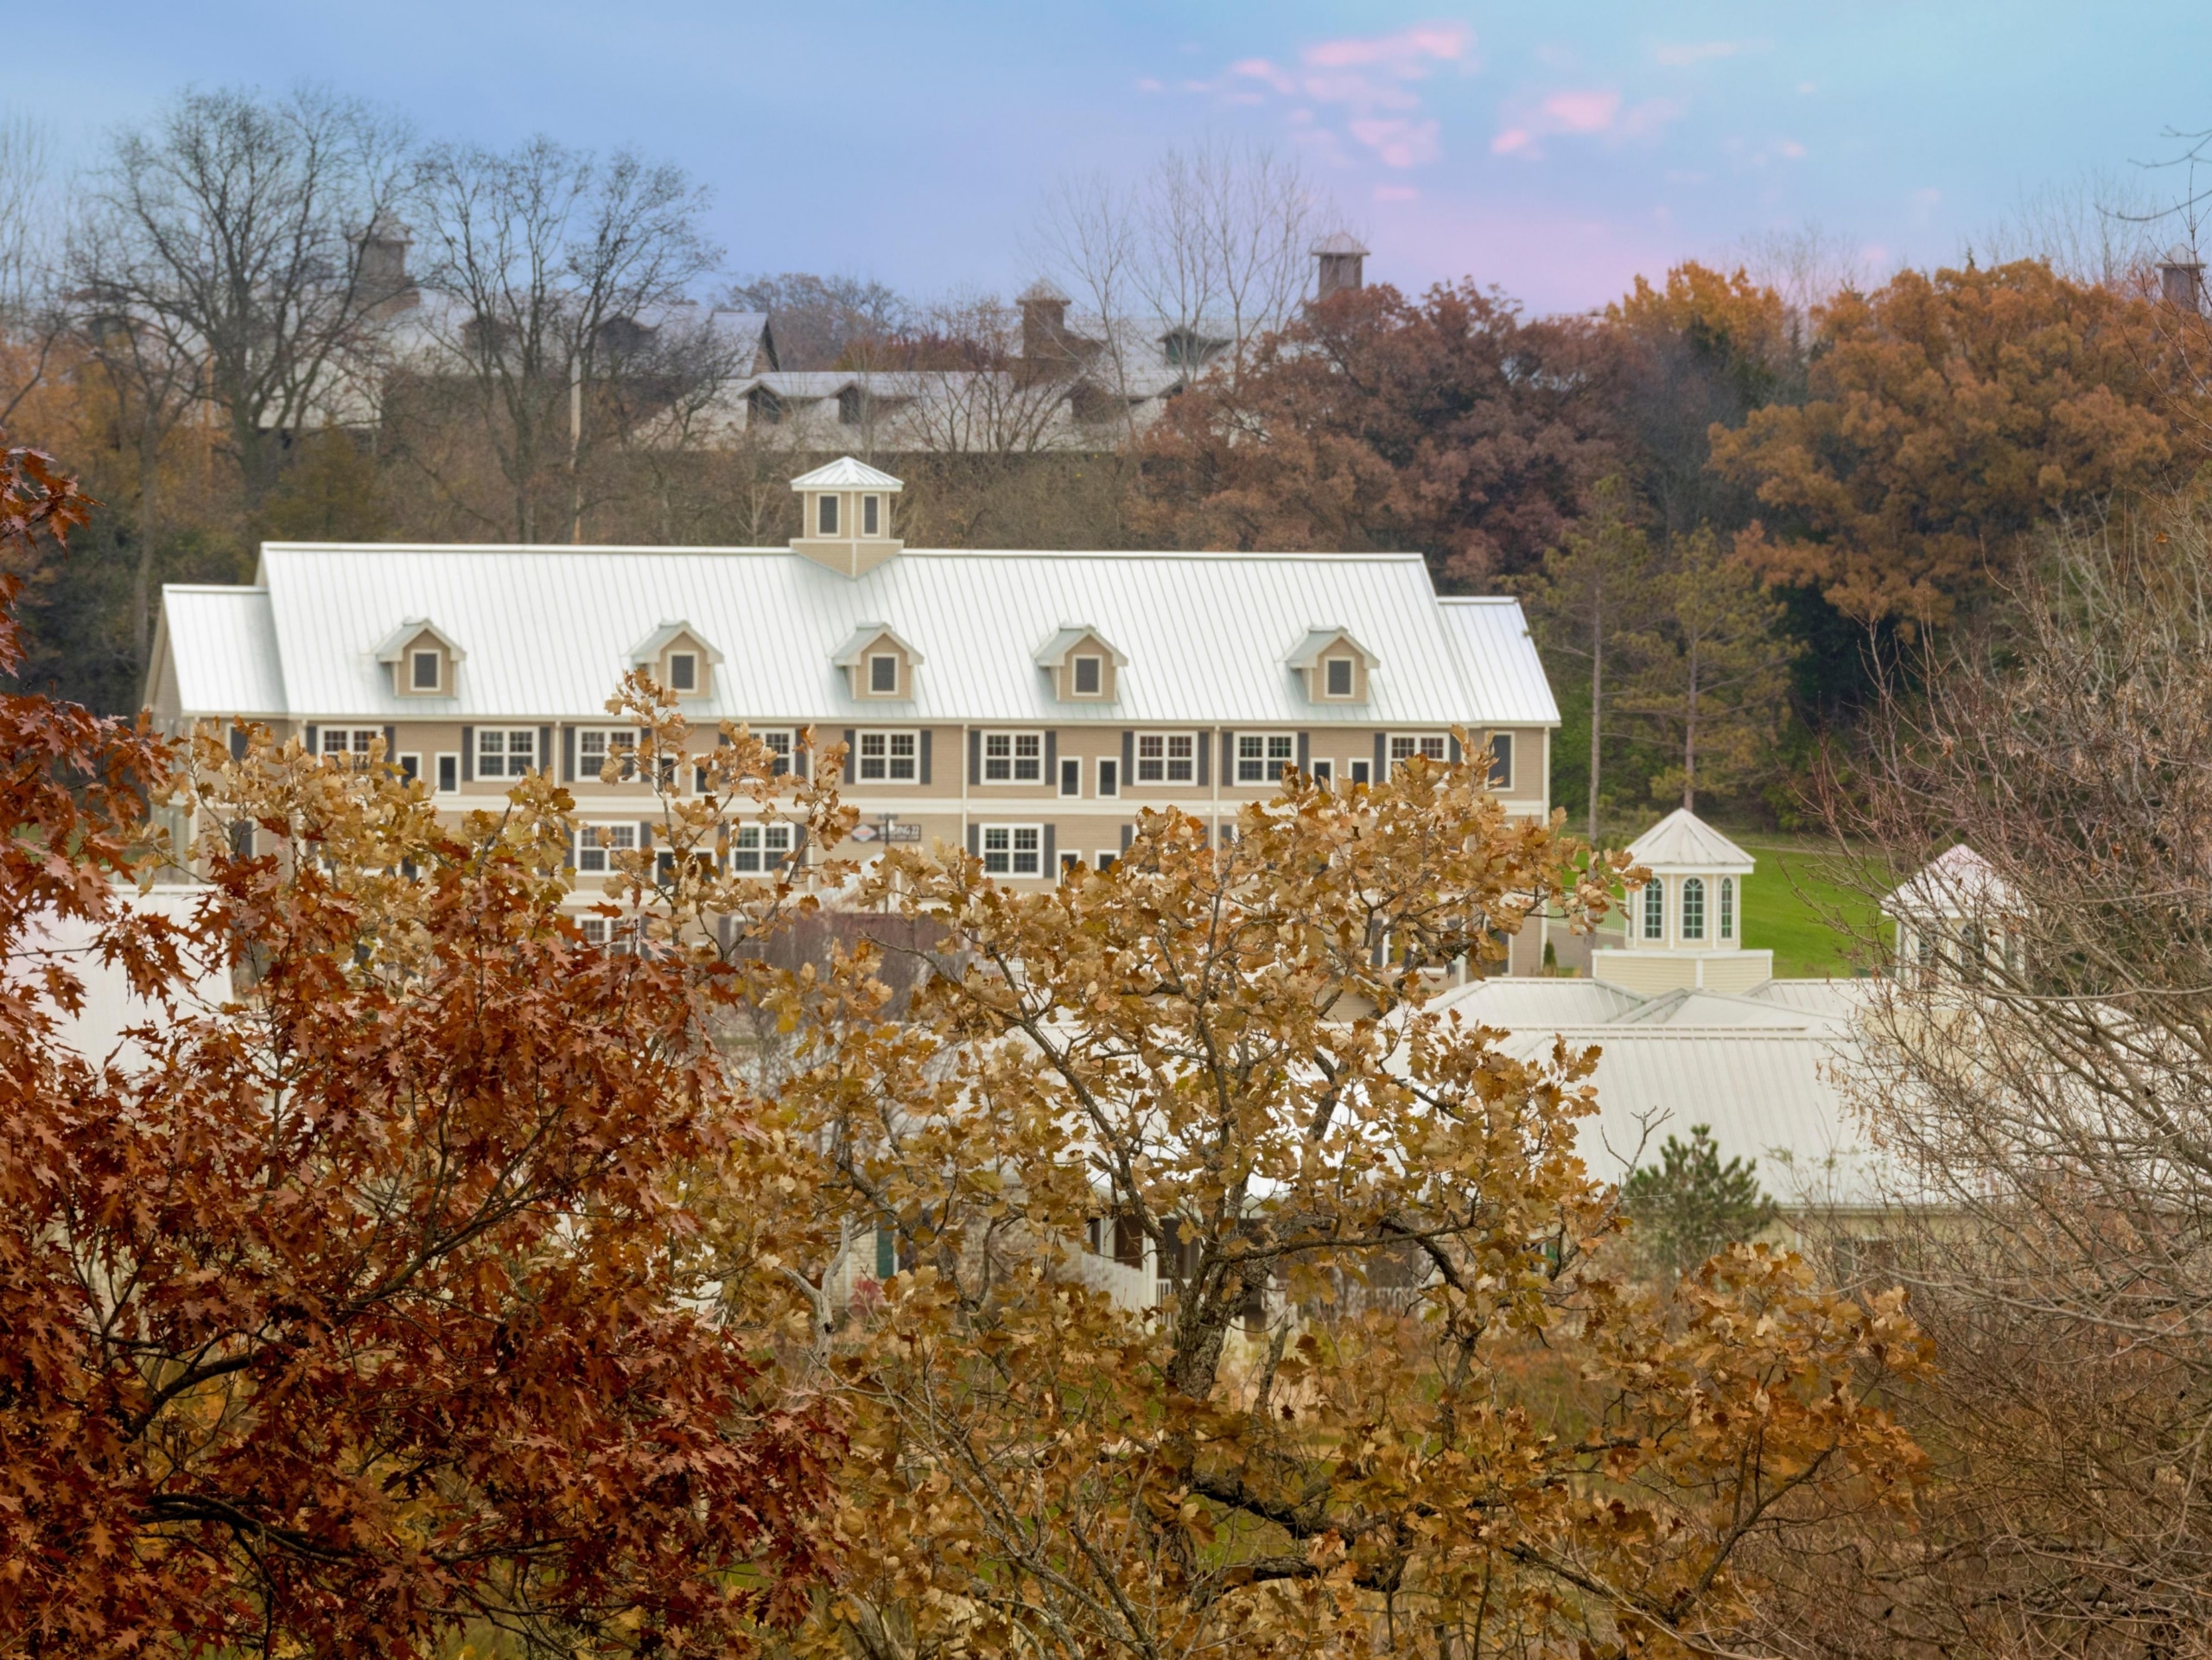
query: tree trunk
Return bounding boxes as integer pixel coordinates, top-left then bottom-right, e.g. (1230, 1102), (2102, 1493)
(1682, 643), (1700, 811)
(132, 412), (162, 661)
(1588, 588), (1603, 847)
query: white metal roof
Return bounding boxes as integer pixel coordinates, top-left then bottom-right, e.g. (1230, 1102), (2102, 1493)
(171, 544), (1555, 728)
(790, 455), (904, 492)
(1884, 844), (2011, 919)
(159, 588), (288, 716)
(1435, 599), (1559, 725)
(1625, 808), (1756, 874)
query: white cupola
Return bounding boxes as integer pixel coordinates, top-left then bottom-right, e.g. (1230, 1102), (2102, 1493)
(1882, 844), (2017, 983)
(791, 455), (904, 578)
(1592, 808), (1771, 995)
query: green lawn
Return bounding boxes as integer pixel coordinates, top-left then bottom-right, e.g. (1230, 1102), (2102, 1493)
(1729, 832), (1892, 979)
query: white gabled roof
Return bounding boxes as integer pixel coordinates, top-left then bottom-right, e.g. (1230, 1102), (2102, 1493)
(158, 587), (288, 716)
(1436, 598), (1558, 725)
(186, 544), (1554, 727)
(830, 622), (926, 669)
(1033, 624), (1128, 667)
(1626, 808), (1756, 874)
(630, 620), (725, 665)
(1883, 844), (2011, 919)
(790, 455), (904, 493)
(372, 617), (466, 664)
(1284, 626), (1379, 670)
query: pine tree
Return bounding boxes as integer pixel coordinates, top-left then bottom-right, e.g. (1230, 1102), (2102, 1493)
(1623, 1123), (1781, 1278)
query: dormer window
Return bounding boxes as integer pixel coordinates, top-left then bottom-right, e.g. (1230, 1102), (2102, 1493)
(1034, 624), (1128, 703)
(1073, 655), (1102, 696)
(1325, 657), (1352, 697)
(411, 648), (442, 691)
(629, 620), (721, 700)
(863, 493), (880, 536)
(870, 653), (898, 695)
(1286, 626), (1378, 705)
(669, 652), (698, 693)
(375, 617), (466, 699)
(818, 493), (839, 536)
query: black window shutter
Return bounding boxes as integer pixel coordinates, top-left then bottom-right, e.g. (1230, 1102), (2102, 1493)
(563, 724), (576, 782)
(967, 823), (980, 858)
(793, 736), (808, 779)
(639, 820), (654, 851)
(1297, 732), (1310, 772)
(1214, 730), (1230, 786)
(1045, 730), (1057, 773)
(969, 729), (982, 785)
(1121, 822), (1134, 852)
(385, 724), (397, 762)
(843, 728), (857, 785)
(303, 723), (318, 755)
(538, 726), (552, 776)
(790, 824), (808, 870)
(919, 729), (932, 784)
(1122, 729), (1135, 779)
(1043, 823), (1056, 868)
(1449, 735), (1463, 765)
(461, 727), (474, 781)
(1373, 733), (1387, 777)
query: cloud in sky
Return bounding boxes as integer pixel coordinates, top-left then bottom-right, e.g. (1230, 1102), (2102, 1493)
(1216, 21), (1473, 169)
(1491, 87), (1686, 159)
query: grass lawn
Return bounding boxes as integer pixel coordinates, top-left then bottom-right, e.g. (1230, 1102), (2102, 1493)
(1727, 832), (1892, 979)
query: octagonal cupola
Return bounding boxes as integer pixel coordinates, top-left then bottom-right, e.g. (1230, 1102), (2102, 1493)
(791, 455), (903, 578)
(1592, 808), (1772, 995)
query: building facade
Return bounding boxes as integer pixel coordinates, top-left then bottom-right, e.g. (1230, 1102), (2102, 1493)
(145, 457), (1560, 964)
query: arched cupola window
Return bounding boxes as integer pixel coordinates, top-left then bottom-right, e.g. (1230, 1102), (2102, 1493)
(1719, 875), (1735, 939)
(1681, 877), (1706, 941)
(1643, 881), (1664, 941)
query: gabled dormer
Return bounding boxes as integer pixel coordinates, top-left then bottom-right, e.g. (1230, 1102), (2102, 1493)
(630, 621), (723, 698)
(791, 455), (904, 578)
(1284, 626), (1379, 705)
(375, 618), (466, 698)
(1033, 623), (1128, 703)
(833, 623), (924, 701)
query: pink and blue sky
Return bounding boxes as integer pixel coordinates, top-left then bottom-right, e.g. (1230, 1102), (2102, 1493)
(25, 1), (2212, 312)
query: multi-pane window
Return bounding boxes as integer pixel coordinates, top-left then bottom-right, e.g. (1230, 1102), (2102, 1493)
(1136, 733), (1195, 784)
(982, 825), (1042, 877)
(859, 730), (918, 781)
(1325, 657), (1353, 697)
(983, 731), (1043, 782)
(760, 730), (794, 776)
(578, 916), (610, 946)
(410, 648), (442, 690)
(1236, 733), (1295, 784)
(1389, 734), (1449, 773)
(869, 654), (899, 694)
(575, 822), (637, 875)
(578, 728), (637, 781)
(321, 728), (381, 766)
(1719, 876), (1735, 940)
(862, 493), (880, 535)
(476, 727), (537, 779)
(729, 823), (795, 874)
(1643, 881), (1664, 940)
(668, 652), (697, 692)
(1681, 876), (1706, 941)
(1072, 655), (1102, 696)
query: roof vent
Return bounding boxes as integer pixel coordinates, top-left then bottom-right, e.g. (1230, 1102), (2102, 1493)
(1311, 232), (1370, 302)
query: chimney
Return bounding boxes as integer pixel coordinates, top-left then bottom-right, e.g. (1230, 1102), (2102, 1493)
(1311, 232), (1370, 302)
(357, 212), (418, 317)
(1017, 278), (1072, 362)
(2158, 245), (2205, 314)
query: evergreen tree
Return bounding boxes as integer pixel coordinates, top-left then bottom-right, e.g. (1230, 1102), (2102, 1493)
(1623, 1123), (1780, 1277)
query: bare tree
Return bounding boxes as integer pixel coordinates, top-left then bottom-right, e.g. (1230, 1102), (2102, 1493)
(1730, 222), (1867, 354)
(0, 112), (63, 427)
(597, 302), (766, 541)
(74, 86), (413, 514)
(1798, 499), (2212, 1656)
(725, 271), (909, 370)
(409, 137), (720, 543)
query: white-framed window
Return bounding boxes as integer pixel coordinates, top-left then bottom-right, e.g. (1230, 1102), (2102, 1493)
(575, 822), (638, 875)
(1058, 757), (1081, 797)
(397, 753), (421, 785)
(1136, 732), (1195, 785)
(1347, 759), (1371, 786)
(321, 727), (383, 765)
(1389, 734), (1448, 774)
(818, 493), (839, 535)
(1097, 758), (1119, 798)
(869, 653), (899, 695)
(667, 651), (698, 692)
(1236, 733), (1295, 784)
(1058, 850), (1083, 876)
(1310, 759), (1333, 789)
(1682, 876), (1706, 941)
(730, 822), (795, 874)
(1095, 851), (1119, 873)
(579, 916), (610, 946)
(1484, 733), (1514, 791)
(862, 493), (880, 535)
(1324, 656), (1354, 698)
(1072, 655), (1103, 696)
(740, 728), (795, 777)
(410, 648), (442, 691)
(982, 824), (1043, 877)
(858, 729), (918, 782)
(983, 731), (1044, 783)
(1719, 875), (1735, 940)
(1642, 881), (1664, 941)
(435, 754), (459, 794)
(476, 727), (537, 779)
(577, 727), (638, 781)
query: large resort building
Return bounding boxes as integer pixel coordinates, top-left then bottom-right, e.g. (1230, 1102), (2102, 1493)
(145, 456), (1563, 965)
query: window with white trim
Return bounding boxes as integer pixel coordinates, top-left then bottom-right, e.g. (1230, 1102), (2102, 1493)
(321, 727), (383, 766)
(983, 731), (1043, 783)
(1310, 759), (1333, 789)
(1347, 759), (1371, 786)
(577, 727), (637, 781)
(575, 822), (637, 875)
(1388, 734), (1448, 773)
(730, 822), (795, 874)
(1642, 881), (1664, 940)
(397, 754), (420, 784)
(1681, 876), (1706, 941)
(579, 916), (609, 946)
(747, 729), (794, 777)
(435, 754), (459, 794)
(858, 729), (918, 782)
(1072, 655), (1102, 696)
(1324, 656), (1353, 698)
(862, 493), (880, 535)
(869, 653), (899, 695)
(982, 824), (1043, 876)
(1136, 732), (1195, 784)
(1058, 758), (1081, 797)
(818, 493), (839, 535)
(476, 727), (537, 779)
(1719, 876), (1735, 940)
(1096, 851), (1118, 873)
(1236, 733), (1295, 784)
(1097, 758), (1119, 797)
(410, 648), (442, 691)
(667, 651), (697, 692)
